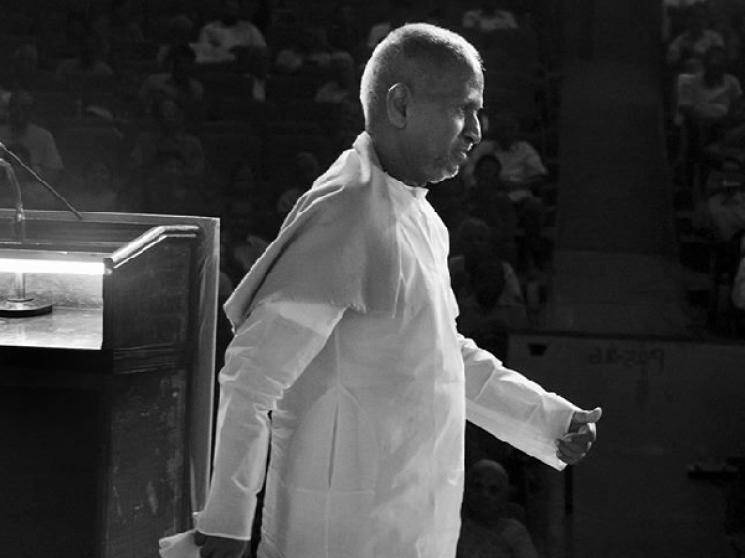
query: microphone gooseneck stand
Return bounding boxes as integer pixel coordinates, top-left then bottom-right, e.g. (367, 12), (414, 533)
(0, 142), (83, 220)
(0, 144), (85, 316)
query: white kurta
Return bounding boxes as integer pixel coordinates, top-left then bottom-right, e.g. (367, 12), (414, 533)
(193, 133), (578, 558)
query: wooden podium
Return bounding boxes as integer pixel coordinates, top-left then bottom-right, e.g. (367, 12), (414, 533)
(0, 210), (219, 558)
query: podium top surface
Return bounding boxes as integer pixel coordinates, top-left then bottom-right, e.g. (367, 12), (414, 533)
(0, 306), (102, 350)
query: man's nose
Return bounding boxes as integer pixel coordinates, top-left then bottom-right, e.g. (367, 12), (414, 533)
(464, 112), (481, 146)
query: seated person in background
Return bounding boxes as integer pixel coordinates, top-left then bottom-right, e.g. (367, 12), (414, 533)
(193, 0), (267, 64)
(462, 0), (519, 33)
(314, 55), (357, 104)
(464, 112), (548, 200)
(192, 0), (268, 100)
(677, 46), (743, 126)
(326, 2), (366, 64)
(0, 143), (54, 209)
(0, 44), (41, 119)
(467, 155), (518, 257)
(65, 158), (128, 212)
(275, 151), (321, 219)
(4, 44), (49, 92)
(427, 175), (470, 234)
(0, 90), (64, 184)
(274, 25), (355, 78)
(139, 44), (204, 121)
(141, 149), (212, 215)
(456, 258), (530, 344)
(366, 0), (415, 53)
(450, 218), (528, 340)
(702, 156), (745, 243)
(457, 459), (538, 558)
(222, 160), (276, 232)
(666, 3), (724, 72)
(677, 46), (743, 159)
(130, 97), (205, 180)
(55, 33), (115, 80)
(156, 13), (198, 67)
(91, 0), (146, 49)
(232, 229), (270, 275)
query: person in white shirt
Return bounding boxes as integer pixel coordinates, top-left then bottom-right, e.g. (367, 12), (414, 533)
(192, 0), (268, 99)
(161, 23), (601, 558)
(193, 0), (267, 63)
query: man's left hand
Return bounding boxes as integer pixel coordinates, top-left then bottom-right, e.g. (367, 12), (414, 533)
(557, 407), (602, 465)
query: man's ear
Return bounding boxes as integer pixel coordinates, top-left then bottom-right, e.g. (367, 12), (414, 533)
(386, 82), (410, 129)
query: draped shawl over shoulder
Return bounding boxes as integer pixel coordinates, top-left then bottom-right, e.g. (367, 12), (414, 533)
(223, 132), (402, 329)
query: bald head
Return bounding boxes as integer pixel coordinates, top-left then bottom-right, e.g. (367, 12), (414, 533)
(360, 23), (483, 133)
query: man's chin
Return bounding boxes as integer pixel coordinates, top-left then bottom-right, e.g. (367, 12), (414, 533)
(428, 165), (461, 185)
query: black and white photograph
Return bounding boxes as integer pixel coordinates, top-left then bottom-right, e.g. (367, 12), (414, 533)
(0, 1), (742, 557)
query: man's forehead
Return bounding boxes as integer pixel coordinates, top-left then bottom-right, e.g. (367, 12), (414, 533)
(420, 65), (483, 101)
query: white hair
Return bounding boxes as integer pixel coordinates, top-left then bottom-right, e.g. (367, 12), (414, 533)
(359, 23), (482, 132)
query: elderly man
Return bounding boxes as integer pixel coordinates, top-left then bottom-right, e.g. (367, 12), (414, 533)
(166, 23), (601, 558)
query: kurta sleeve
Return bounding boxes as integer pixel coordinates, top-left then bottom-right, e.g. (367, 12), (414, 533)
(460, 333), (578, 471)
(196, 297), (346, 540)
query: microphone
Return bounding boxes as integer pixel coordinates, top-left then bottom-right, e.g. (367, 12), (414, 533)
(0, 157), (25, 243)
(0, 157), (54, 316)
(0, 141), (83, 220)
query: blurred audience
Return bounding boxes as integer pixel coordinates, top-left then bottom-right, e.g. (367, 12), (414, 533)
(467, 155), (519, 254)
(0, 90), (64, 183)
(366, 1), (415, 53)
(667, 3), (724, 73)
(131, 97), (205, 180)
(275, 151), (320, 219)
(677, 46), (743, 127)
(457, 459), (538, 558)
(139, 43), (204, 120)
(56, 33), (115, 81)
(192, 0), (269, 100)
(92, 0), (146, 48)
(314, 55), (356, 104)
(701, 156), (745, 243)
(66, 158), (128, 212)
(465, 113), (549, 274)
(462, 1), (520, 33)
(326, 2), (365, 63)
(450, 217), (527, 338)
(156, 13), (198, 67)
(193, 0), (267, 64)
(465, 113), (548, 197)
(142, 149), (211, 215)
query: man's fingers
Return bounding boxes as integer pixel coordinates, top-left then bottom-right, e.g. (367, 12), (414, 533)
(556, 446), (585, 465)
(572, 407), (602, 425)
(561, 428), (595, 445)
(557, 438), (588, 457)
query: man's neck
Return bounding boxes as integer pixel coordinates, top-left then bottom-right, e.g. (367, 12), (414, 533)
(369, 130), (425, 188)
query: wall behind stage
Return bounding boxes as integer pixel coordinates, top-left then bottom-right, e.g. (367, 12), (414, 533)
(508, 333), (745, 557)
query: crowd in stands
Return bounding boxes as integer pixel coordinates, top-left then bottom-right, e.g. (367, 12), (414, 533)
(663, 0), (745, 334)
(0, 0), (560, 339)
(0, 2), (560, 554)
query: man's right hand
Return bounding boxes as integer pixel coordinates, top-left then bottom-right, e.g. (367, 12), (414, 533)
(193, 531), (249, 558)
